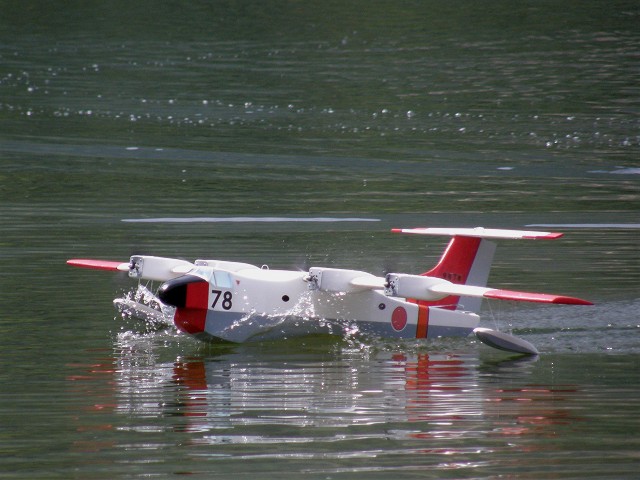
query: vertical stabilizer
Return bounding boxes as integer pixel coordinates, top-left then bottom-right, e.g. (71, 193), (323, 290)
(421, 236), (496, 313)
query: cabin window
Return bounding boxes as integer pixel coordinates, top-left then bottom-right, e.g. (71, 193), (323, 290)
(213, 271), (233, 289)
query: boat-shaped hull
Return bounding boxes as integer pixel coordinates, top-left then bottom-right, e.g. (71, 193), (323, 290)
(117, 285), (479, 343)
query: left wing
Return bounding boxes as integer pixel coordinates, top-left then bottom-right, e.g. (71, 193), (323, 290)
(67, 256), (195, 281)
(67, 259), (129, 272)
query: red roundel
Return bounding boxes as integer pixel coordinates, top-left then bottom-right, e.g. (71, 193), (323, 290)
(391, 307), (408, 331)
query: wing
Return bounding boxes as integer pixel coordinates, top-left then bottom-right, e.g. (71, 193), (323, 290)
(429, 282), (593, 305)
(67, 256), (195, 281)
(67, 259), (129, 272)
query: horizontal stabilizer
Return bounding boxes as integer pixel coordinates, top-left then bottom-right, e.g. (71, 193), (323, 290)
(391, 227), (563, 240)
(67, 258), (129, 272)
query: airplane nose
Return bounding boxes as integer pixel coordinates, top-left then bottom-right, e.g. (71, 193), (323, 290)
(157, 275), (209, 309)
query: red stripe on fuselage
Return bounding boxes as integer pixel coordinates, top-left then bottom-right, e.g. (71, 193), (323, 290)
(416, 305), (429, 338)
(175, 280), (210, 335)
(174, 308), (207, 335)
(185, 280), (209, 309)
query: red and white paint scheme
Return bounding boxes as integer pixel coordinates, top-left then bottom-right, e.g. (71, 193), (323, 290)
(68, 227), (592, 354)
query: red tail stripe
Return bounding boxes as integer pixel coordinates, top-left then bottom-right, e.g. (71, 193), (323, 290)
(424, 236), (481, 283)
(417, 236), (481, 310)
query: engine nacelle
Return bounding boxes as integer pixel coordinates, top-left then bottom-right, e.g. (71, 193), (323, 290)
(128, 255), (194, 281)
(385, 273), (449, 301)
(306, 267), (378, 293)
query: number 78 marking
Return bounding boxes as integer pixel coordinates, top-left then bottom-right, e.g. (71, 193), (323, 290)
(211, 289), (233, 310)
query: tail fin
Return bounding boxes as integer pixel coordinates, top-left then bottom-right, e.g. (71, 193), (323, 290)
(392, 227), (563, 313)
(421, 236), (496, 312)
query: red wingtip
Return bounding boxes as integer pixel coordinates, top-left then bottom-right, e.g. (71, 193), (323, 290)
(391, 228), (402, 233)
(523, 232), (563, 240)
(552, 296), (594, 306)
(485, 289), (593, 305)
(67, 258), (124, 271)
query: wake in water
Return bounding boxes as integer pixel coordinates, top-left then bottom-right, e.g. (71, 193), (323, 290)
(113, 284), (624, 355)
(113, 284), (370, 347)
(114, 284), (174, 332)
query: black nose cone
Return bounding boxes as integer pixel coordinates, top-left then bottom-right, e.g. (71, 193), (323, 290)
(158, 275), (201, 308)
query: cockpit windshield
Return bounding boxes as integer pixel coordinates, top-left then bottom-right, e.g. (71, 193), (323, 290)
(189, 266), (214, 282)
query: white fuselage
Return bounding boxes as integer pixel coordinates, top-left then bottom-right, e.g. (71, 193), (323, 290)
(169, 263), (479, 343)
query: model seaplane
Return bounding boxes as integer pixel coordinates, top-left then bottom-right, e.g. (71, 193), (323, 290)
(67, 227), (592, 355)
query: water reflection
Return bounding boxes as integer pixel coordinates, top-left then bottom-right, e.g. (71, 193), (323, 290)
(63, 326), (640, 477)
(67, 333), (581, 440)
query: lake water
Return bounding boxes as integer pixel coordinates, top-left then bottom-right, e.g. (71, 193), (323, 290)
(1, 1), (639, 478)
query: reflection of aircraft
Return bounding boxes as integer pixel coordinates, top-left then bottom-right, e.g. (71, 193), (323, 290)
(111, 345), (580, 438)
(66, 338), (583, 447)
(68, 227), (592, 354)
(168, 352), (481, 431)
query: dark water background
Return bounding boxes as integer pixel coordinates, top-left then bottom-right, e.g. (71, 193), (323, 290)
(1, 1), (639, 478)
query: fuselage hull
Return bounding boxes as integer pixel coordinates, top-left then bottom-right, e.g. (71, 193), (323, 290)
(162, 267), (479, 343)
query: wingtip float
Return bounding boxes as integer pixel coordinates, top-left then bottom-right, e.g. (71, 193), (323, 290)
(67, 227), (593, 355)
